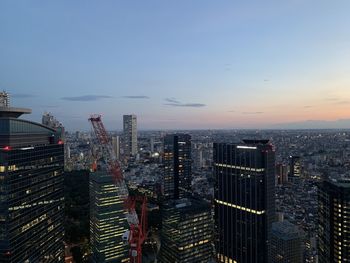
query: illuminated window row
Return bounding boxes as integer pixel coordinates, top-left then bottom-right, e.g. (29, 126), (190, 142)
(217, 253), (237, 263)
(215, 199), (265, 215)
(214, 163), (264, 172)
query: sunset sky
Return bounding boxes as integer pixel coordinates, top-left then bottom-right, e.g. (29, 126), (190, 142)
(1, 1), (350, 130)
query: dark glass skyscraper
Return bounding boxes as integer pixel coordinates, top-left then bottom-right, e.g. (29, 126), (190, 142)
(214, 140), (275, 263)
(163, 134), (191, 200)
(318, 180), (350, 263)
(0, 101), (64, 262)
(159, 198), (213, 263)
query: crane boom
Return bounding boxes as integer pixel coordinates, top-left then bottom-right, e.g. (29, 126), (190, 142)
(89, 114), (147, 263)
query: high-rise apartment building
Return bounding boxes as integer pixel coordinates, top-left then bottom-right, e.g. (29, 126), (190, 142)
(159, 198), (213, 263)
(269, 221), (304, 263)
(90, 170), (129, 263)
(123, 115), (137, 156)
(214, 140), (275, 263)
(0, 96), (65, 262)
(163, 134), (192, 200)
(318, 179), (350, 262)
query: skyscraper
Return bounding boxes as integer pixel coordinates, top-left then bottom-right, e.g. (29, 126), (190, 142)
(123, 115), (137, 156)
(0, 94), (65, 262)
(318, 179), (350, 262)
(214, 140), (276, 263)
(90, 170), (129, 263)
(159, 198), (213, 263)
(268, 221), (305, 263)
(112, 136), (120, 160)
(163, 134), (192, 200)
(289, 156), (301, 178)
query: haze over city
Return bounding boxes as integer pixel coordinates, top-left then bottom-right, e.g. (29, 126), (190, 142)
(1, 1), (350, 130)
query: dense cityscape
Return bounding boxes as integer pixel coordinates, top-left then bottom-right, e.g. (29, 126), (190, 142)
(1, 2), (350, 262)
(0, 91), (349, 262)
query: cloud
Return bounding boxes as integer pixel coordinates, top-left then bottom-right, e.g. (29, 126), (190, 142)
(303, 105), (313, 108)
(242, 111), (264, 114)
(335, 100), (350, 105)
(12, 93), (35, 98)
(165, 97), (180, 104)
(165, 103), (206, 107)
(163, 97), (206, 107)
(40, 105), (59, 108)
(61, 95), (113, 101)
(122, 95), (149, 99)
(227, 110), (235, 112)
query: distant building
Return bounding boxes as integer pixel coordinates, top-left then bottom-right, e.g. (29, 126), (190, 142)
(0, 91), (10, 107)
(90, 170), (129, 263)
(269, 221), (305, 263)
(123, 115), (137, 156)
(214, 140), (276, 263)
(163, 134), (192, 200)
(276, 163), (288, 185)
(42, 112), (67, 167)
(0, 95), (65, 262)
(159, 198), (213, 263)
(318, 180), (350, 262)
(112, 136), (120, 160)
(289, 156), (301, 178)
(42, 112), (65, 139)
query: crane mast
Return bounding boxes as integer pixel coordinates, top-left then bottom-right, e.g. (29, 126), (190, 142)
(89, 114), (147, 263)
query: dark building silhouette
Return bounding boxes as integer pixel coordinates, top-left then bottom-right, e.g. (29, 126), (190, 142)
(0, 95), (65, 262)
(159, 198), (213, 263)
(163, 134), (191, 200)
(318, 179), (350, 262)
(214, 140), (275, 263)
(269, 221), (304, 263)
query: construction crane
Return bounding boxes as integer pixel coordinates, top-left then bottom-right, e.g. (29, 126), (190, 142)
(89, 114), (147, 263)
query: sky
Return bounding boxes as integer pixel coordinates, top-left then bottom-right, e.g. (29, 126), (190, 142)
(1, 1), (350, 131)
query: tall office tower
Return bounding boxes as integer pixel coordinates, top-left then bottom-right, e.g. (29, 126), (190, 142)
(163, 134), (192, 200)
(112, 136), (120, 160)
(214, 140), (276, 263)
(275, 163), (288, 186)
(0, 96), (65, 262)
(268, 221), (305, 263)
(318, 179), (350, 263)
(123, 114), (137, 156)
(159, 198), (213, 263)
(90, 170), (129, 263)
(289, 156), (301, 178)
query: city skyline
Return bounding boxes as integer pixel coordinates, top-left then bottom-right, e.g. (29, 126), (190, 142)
(1, 1), (350, 130)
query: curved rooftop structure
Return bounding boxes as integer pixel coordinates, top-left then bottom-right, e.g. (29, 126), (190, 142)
(0, 106), (32, 118)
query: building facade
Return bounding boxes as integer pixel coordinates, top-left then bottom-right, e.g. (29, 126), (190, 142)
(269, 221), (304, 263)
(159, 198), (213, 263)
(0, 102), (65, 262)
(214, 140), (275, 263)
(163, 134), (192, 200)
(318, 180), (350, 263)
(123, 115), (137, 156)
(90, 170), (129, 263)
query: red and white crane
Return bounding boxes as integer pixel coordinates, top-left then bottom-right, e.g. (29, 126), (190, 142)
(89, 114), (147, 263)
